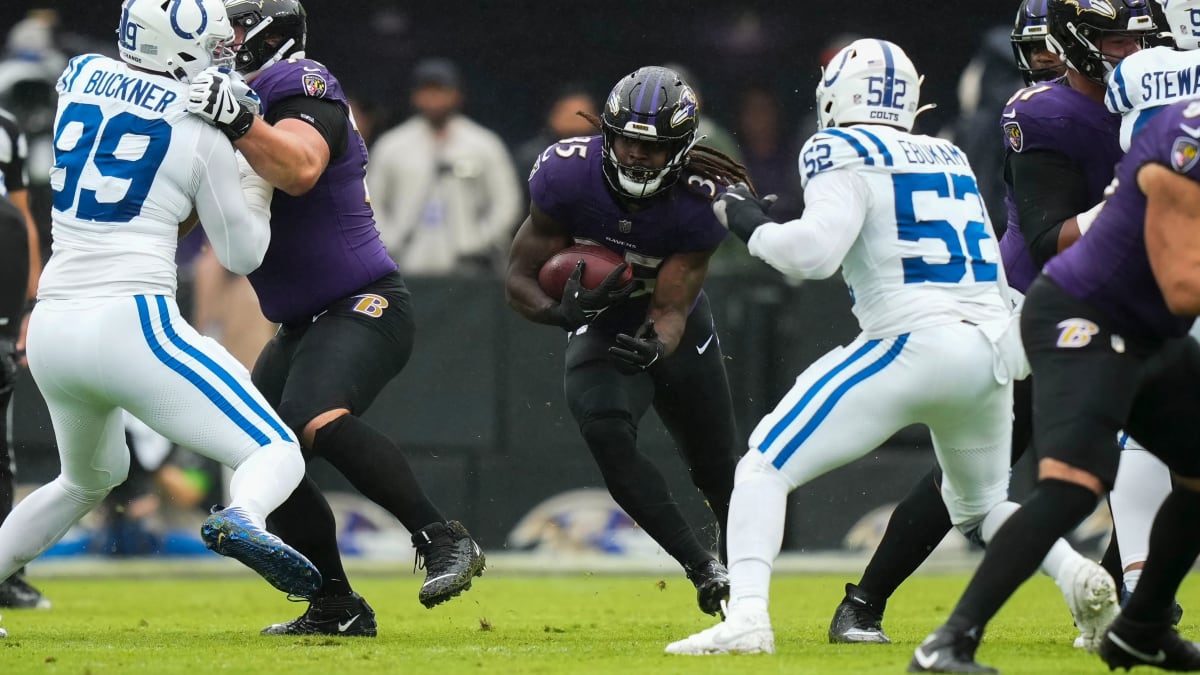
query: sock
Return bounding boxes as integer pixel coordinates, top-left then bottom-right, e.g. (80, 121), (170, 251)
(314, 415), (444, 532)
(1110, 448), (1171, 572)
(727, 456), (790, 613)
(1124, 488), (1200, 625)
(947, 479), (1097, 630)
(1100, 523), (1123, 590)
(1124, 568), (1142, 595)
(227, 441), (305, 528)
(266, 477), (353, 598)
(859, 466), (951, 599)
(0, 389), (12, 523)
(0, 477), (108, 581)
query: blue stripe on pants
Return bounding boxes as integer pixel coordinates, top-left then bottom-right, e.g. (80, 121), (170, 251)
(768, 334), (910, 469)
(135, 295), (272, 446)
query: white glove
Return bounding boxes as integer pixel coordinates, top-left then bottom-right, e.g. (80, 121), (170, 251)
(187, 67), (256, 140)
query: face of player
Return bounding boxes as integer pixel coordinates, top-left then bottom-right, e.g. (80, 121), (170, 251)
(1029, 44), (1063, 72)
(611, 135), (669, 172)
(1097, 33), (1143, 64)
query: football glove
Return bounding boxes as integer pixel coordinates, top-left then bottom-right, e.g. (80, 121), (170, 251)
(187, 67), (256, 141)
(609, 321), (665, 374)
(713, 182), (778, 244)
(556, 260), (637, 331)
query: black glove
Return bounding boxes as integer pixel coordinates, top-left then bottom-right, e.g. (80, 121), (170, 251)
(713, 182), (778, 244)
(556, 260), (637, 330)
(609, 321), (665, 374)
(187, 68), (256, 141)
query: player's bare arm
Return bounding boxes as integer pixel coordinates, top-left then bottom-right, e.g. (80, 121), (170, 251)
(234, 117), (329, 196)
(645, 249), (712, 356)
(505, 203), (572, 326)
(1142, 162), (1200, 314)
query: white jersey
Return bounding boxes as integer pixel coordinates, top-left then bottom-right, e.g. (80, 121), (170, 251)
(40, 54), (268, 301)
(748, 124), (1008, 338)
(1106, 46), (1200, 151)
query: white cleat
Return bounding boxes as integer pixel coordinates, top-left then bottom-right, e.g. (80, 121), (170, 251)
(665, 606), (775, 655)
(1059, 558), (1118, 652)
(0, 612), (6, 638)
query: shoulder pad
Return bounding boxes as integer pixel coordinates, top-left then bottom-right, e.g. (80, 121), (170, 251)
(799, 127), (895, 187)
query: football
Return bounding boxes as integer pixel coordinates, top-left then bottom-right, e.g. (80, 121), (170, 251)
(538, 244), (633, 300)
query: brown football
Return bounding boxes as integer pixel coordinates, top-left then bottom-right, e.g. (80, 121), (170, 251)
(538, 244), (633, 300)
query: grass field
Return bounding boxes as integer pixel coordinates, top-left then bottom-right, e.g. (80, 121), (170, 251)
(0, 568), (1194, 674)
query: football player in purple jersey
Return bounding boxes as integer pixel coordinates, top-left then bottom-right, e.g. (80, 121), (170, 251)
(185, 0), (484, 636)
(506, 65), (752, 616)
(919, 95), (1200, 675)
(910, 3), (1189, 669)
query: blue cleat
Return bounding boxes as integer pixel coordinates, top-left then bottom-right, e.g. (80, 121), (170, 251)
(201, 506), (322, 598)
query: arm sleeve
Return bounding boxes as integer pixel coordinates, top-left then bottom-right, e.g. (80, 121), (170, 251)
(1007, 149), (1089, 268)
(264, 95), (349, 160)
(194, 134), (271, 275)
(746, 169), (867, 280)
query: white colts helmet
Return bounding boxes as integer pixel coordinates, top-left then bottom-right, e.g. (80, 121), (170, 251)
(1160, 0), (1200, 50)
(117, 0), (236, 83)
(815, 38), (925, 132)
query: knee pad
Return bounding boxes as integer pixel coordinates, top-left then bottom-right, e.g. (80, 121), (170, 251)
(275, 398), (317, 439)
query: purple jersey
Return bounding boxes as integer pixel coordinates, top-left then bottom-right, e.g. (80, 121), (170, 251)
(246, 58), (396, 324)
(528, 135), (727, 328)
(998, 80), (1123, 291)
(1045, 98), (1200, 339)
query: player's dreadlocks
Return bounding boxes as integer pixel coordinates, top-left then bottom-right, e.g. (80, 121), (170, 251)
(579, 111), (758, 198)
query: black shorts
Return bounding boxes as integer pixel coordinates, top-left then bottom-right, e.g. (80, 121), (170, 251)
(563, 292), (739, 460)
(1023, 276), (1200, 486)
(252, 272), (415, 433)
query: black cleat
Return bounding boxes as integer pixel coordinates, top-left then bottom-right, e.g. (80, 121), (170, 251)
(0, 575), (50, 609)
(412, 520), (485, 608)
(1099, 615), (1200, 671)
(909, 625), (997, 673)
(261, 592), (377, 637)
(830, 582), (889, 644)
(685, 559), (730, 617)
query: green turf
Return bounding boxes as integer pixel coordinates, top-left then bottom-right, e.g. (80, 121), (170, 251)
(0, 570), (1193, 674)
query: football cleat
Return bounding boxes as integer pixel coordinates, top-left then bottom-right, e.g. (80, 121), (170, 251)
(0, 612), (6, 638)
(261, 591), (377, 637)
(1059, 557), (1119, 652)
(685, 559), (730, 617)
(412, 520), (485, 608)
(1099, 615), (1200, 671)
(201, 506), (322, 598)
(664, 603), (775, 655)
(0, 575), (51, 609)
(829, 582), (890, 644)
(909, 625), (997, 673)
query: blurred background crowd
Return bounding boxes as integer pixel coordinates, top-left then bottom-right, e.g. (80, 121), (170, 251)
(0, 0), (1042, 561)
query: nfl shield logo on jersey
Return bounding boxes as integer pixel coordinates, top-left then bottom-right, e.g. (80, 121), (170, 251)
(302, 73), (327, 98)
(1171, 137), (1200, 173)
(618, 219), (632, 234)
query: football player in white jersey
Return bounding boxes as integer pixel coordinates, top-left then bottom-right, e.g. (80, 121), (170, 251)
(663, 38), (1114, 657)
(1108, 0), (1200, 150)
(0, 0), (322, 638)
